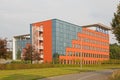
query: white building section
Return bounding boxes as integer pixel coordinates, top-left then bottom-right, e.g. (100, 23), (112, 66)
(12, 34), (30, 60)
(13, 37), (16, 60)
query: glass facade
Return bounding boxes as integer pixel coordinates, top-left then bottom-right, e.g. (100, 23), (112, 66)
(30, 24), (32, 44)
(52, 19), (82, 55)
(15, 39), (30, 54)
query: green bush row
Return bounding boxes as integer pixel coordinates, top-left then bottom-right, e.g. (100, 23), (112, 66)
(102, 59), (120, 64)
(0, 63), (119, 70)
(11, 60), (31, 64)
(0, 64), (95, 70)
(0, 64), (53, 70)
(0, 59), (120, 70)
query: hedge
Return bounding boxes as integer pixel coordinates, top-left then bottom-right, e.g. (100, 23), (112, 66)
(0, 63), (93, 70)
(102, 59), (120, 64)
(0, 64), (55, 70)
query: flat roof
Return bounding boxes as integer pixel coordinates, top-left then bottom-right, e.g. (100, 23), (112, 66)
(82, 23), (111, 30)
(31, 18), (82, 28)
(14, 34), (30, 38)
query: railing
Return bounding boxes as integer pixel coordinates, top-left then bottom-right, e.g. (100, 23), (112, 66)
(40, 54), (44, 58)
(39, 45), (43, 49)
(38, 36), (43, 40)
(39, 28), (43, 32)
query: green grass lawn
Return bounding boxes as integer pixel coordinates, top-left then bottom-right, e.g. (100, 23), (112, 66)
(0, 65), (120, 80)
(0, 67), (83, 80)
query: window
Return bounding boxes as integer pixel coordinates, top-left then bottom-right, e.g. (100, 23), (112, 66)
(68, 51), (72, 56)
(64, 60), (66, 64)
(79, 53), (81, 57)
(73, 52), (75, 56)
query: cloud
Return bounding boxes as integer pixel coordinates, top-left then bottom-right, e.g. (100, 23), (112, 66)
(0, 0), (119, 43)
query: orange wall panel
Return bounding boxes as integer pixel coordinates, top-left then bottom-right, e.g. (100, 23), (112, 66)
(33, 20), (52, 63)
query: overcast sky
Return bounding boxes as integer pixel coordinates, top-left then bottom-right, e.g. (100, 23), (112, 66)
(0, 0), (119, 43)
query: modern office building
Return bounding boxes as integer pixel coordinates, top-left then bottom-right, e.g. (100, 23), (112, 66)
(60, 23), (110, 64)
(30, 19), (110, 64)
(13, 34), (30, 60)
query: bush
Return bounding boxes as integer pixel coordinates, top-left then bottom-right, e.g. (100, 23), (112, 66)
(1, 62), (117, 70)
(0, 64), (52, 70)
(102, 59), (120, 64)
(11, 60), (31, 64)
(0, 64), (6, 70)
(0, 64), (87, 70)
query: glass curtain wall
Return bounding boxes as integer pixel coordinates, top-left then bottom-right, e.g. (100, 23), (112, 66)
(52, 19), (82, 56)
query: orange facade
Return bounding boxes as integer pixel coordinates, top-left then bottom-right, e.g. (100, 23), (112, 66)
(32, 20), (52, 63)
(59, 28), (109, 64)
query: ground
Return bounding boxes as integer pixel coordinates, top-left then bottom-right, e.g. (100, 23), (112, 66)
(0, 65), (120, 80)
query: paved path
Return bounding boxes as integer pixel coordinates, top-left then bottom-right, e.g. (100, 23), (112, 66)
(39, 69), (116, 80)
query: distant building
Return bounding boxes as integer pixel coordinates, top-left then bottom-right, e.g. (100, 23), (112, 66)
(13, 19), (111, 64)
(7, 40), (13, 51)
(13, 34), (30, 60)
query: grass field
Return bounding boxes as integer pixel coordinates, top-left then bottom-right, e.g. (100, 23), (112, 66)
(0, 67), (85, 80)
(0, 65), (120, 80)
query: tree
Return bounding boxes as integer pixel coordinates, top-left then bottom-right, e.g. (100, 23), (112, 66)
(17, 49), (21, 59)
(0, 39), (7, 59)
(32, 50), (43, 63)
(21, 43), (42, 64)
(6, 51), (12, 59)
(53, 53), (59, 64)
(111, 3), (120, 43)
(110, 43), (120, 59)
(21, 43), (32, 61)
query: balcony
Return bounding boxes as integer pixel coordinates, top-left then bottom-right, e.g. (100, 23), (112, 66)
(40, 54), (44, 58)
(39, 60), (44, 63)
(38, 36), (43, 41)
(39, 28), (43, 32)
(39, 45), (43, 49)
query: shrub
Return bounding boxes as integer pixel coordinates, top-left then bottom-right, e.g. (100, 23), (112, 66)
(102, 59), (120, 64)
(11, 60), (31, 64)
(0, 63), (114, 70)
(0, 64), (84, 70)
(0, 64), (6, 70)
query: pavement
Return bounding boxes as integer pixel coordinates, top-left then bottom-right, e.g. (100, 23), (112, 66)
(39, 69), (117, 80)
